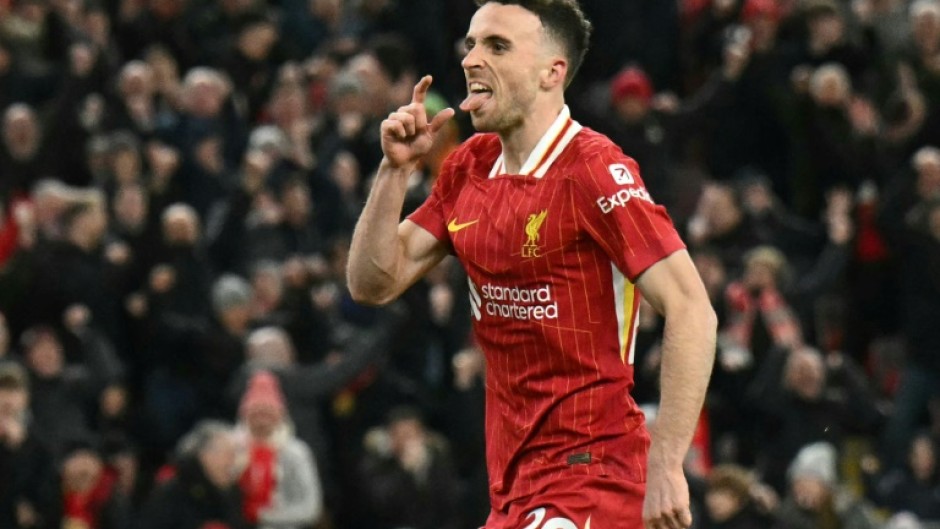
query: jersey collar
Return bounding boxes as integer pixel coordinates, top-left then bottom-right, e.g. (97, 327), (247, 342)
(488, 105), (583, 179)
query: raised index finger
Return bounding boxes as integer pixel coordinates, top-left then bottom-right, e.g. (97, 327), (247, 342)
(412, 75), (433, 105)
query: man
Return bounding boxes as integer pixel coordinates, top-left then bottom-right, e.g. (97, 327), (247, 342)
(346, 1), (717, 528)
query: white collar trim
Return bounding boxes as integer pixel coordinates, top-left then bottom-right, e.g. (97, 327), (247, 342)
(488, 105), (582, 179)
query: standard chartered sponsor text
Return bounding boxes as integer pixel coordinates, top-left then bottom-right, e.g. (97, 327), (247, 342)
(468, 280), (559, 320)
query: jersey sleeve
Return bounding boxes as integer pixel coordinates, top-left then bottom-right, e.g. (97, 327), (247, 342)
(406, 155), (455, 247)
(574, 145), (685, 282)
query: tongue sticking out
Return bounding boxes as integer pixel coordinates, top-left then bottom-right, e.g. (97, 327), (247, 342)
(460, 91), (491, 112)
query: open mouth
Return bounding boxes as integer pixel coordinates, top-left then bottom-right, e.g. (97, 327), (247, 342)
(460, 82), (493, 112)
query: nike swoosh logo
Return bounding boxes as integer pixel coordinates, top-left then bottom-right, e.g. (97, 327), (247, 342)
(448, 218), (479, 233)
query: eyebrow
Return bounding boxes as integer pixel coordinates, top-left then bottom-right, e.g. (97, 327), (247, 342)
(464, 34), (512, 48)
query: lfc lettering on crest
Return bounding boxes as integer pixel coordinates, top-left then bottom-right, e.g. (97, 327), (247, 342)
(523, 209), (548, 258)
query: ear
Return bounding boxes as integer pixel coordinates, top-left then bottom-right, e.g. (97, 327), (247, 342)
(540, 56), (568, 90)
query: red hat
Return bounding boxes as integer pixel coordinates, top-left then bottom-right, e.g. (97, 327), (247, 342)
(610, 67), (653, 104)
(239, 370), (286, 418)
(741, 0), (780, 22)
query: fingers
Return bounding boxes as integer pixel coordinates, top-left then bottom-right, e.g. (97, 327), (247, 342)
(381, 118), (408, 140)
(429, 107), (455, 134)
(412, 75), (432, 105)
(644, 510), (690, 529)
(389, 111), (417, 136)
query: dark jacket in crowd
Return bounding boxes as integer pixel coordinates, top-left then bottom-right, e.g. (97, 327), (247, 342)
(139, 458), (246, 529)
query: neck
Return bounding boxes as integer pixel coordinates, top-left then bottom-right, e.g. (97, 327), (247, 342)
(498, 100), (565, 174)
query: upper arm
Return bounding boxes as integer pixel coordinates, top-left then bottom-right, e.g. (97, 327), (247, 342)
(636, 250), (715, 322)
(574, 145), (685, 280)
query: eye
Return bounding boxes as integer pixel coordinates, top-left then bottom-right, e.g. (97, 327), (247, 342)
(493, 42), (508, 53)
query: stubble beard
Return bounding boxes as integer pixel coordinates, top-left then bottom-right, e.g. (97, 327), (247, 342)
(470, 94), (529, 135)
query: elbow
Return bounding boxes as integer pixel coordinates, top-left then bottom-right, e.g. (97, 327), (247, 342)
(347, 279), (397, 307)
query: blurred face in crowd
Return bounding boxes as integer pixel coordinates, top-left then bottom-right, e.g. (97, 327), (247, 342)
(910, 435), (937, 482)
(348, 53), (393, 115)
(75, 201), (109, 245)
(162, 204), (200, 246)
(282, 182), (312, 226)
(113, 184), (149, 232)
(246, 403), (282, 440)
(183, 70), (227, 118)
(112, 147), (142, 185)
(614, 96), (650, 125)
(252, 265), (283, 311)
(238, 21), (278, 61)
(119, 61), (155, 99)
(810, 65), (850, 108)
(808, 11), (844, 50)
(699, 184), (743, 235)
(0, 384), (27, 422)
(791, 476), (831, 511)
(785, 347), (826, 401)
(247, 328), (295, 367)
(705, 487), (743, 523)
(150, 0), (184, 19)
(25, 330), (65, 379)
(199, 431), (238, 488)
(461, 3), (560, 133)
(331, 151), (360, 196)
(268, 82), (307, 125)
(3, 104), (41, 160)
(389, 417), (425, 458)
(743, 260), (777, 291)
(915, 148), (940, 199)
(62, 449), (104, 493)
(16, 0), (48, 23)
(146, 47), (180, 89)
(745, 13), (779, 52)
(310, 0), (341, 20)
(912, 3), (940, 54)
(83, 8), (111, 47)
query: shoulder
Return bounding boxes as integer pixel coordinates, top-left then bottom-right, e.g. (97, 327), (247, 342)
(279, 436), (315, 465)
(564, 127), (644, 191)
(442, 133), (500, 172)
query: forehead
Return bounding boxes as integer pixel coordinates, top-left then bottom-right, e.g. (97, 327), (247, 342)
(468, 3), (544, 43)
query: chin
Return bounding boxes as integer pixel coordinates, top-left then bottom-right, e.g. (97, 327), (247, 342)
(470, 114), (495, 133)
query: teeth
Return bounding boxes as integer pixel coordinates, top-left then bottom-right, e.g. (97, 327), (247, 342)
(469, 82), (491, 93)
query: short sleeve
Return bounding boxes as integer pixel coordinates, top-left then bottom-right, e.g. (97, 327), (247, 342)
(574, 146), (685, 281)
(407, 156), (455, 247)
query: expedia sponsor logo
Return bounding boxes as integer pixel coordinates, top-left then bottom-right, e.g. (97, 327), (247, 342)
(596, 187), (652, 214)
(468, 278), (558, 321)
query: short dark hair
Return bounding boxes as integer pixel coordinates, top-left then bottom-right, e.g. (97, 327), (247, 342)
(475, 0), (592, 87)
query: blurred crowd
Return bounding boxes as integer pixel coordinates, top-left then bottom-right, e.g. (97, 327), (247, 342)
(1, 0), (940, 528)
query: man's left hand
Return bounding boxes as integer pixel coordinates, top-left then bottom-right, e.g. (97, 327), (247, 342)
(642, 462), (692, 529)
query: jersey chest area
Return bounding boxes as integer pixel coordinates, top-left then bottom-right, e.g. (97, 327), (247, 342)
(444, 176), (582, 276)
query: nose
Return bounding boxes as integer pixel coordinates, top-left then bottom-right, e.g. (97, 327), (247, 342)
(461, 45), (482, 71)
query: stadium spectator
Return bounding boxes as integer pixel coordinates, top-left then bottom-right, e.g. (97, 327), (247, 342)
(234, 370), (322, 529)
(772, 442), (880, 529)
(139, 420), (246, 529)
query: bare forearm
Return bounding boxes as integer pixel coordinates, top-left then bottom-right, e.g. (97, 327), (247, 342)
(347, 159), (413, 304)
(649, 301), (717, 467)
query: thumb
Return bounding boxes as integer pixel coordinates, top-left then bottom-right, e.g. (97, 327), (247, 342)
(428, 107), (455, 134)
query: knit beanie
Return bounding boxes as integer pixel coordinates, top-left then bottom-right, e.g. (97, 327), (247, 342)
(239, 370), (286, 419)
(788, 442), (837, 487)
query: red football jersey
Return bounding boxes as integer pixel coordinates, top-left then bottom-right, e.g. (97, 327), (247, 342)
(408, 106), (685, 512)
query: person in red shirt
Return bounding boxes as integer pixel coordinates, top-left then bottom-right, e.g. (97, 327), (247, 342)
(346, 1), (717, 528)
